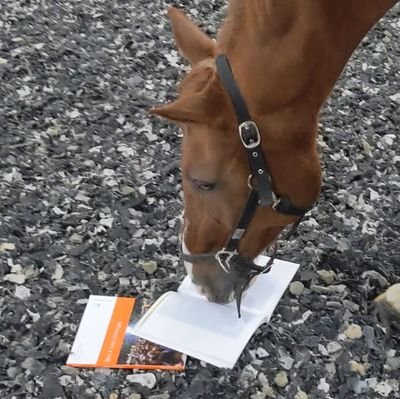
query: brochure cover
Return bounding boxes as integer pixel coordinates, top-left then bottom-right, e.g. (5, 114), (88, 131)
(67, 296), (186, 370)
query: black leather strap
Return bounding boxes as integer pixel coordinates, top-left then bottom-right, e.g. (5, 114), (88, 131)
(225, 189), (259, 252)
(215, 54), (252, 124)
(274, 197), (313, 216)
(216, 55), (274, 206)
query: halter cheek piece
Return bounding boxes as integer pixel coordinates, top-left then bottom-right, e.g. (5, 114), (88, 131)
(182, 54), (314, 317)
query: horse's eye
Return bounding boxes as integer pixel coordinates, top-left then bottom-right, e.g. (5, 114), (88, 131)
(191, 178), (216, 191)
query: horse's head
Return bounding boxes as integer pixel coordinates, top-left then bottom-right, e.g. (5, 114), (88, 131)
(151, 7), (322, 303)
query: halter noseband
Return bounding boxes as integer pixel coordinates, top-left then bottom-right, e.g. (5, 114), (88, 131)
(182, 54), (313, 316)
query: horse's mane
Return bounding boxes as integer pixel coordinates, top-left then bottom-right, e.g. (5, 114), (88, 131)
(217, 0), (246, 52)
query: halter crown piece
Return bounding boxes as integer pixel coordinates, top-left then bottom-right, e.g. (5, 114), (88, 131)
(182, 54), (314, 317)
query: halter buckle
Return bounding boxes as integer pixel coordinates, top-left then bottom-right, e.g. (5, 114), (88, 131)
(239, 121), (261, 149)
(215, 249), (238, 274)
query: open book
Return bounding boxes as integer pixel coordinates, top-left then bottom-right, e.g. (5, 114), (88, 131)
(132, 256), (299, 368)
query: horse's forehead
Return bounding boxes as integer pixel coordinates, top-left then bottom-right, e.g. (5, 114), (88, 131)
(183, 130), (223, 166)
(182, 125), (240, 176)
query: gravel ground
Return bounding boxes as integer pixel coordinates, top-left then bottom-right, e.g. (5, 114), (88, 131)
(1, 1), (399, 398)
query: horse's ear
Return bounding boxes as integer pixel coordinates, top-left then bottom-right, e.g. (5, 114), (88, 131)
(167, 7), (216, 64)
(150, 95), (207, 124)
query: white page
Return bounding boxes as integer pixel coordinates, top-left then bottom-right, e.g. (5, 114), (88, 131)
(132, 292), (264, 368)
(178, 255), (299, 320)
(133, 257), (299, 368)
(67, 296), (117, 365)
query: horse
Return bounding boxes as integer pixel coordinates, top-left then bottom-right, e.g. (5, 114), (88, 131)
(151, 0), (398, 305)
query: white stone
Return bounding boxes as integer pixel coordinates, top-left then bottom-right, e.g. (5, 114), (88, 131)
(344, 324), (363, 339)
(126, 373), (156, 389)
(279, 355), (294, 370)
(119, 277), (130, 287)
(375, 284), (400, 315)
(371, 380), (396, 397)
(289, 281), (304, 296)
(0, 243), (16, 251)
(67, 109), (80, 119)
(75, 192), (91, 202)
(349, 360), (366, 376)
(52, 264), (64, 280)
(317, 378), (330, 393)
(274, 371), (288, 388)
(15, 285), (31, 300)
(317, 270), (337, 284)
(294, 390), (308, 399)
(362, 270), (388, 288)
(99, 218), (114, 228)
(141, 260), (158, 274)
(102, 168), (115, 176)
(239, 364), (258, 388)
(256, 347), (269, 359)
(17, 85), (31, 98)
(386, 284), (400, 313)
(59, 375), (73, 386)
(327, 341), (342, 354)
(389, 92), (400, 103)
(4, 273), (26, 284)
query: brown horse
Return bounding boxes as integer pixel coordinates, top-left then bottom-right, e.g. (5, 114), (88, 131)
(151, 0), (398, 304)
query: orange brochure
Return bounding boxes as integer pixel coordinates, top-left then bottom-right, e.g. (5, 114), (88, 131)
(67, 296), (186, 370)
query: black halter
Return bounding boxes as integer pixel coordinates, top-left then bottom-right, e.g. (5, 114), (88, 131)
(182, 54), (313, 317)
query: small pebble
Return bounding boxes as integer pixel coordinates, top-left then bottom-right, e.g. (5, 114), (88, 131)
(294, 390), (308, 399)
(327, 341), (342, 354)
(250, 392), (266, 399)
(126, 373), (156, 389)
(375, 284), (400, 318)
(317, 378), (330, 393)
(141, 260), (158, 274)
(119, 277), (130, 287)
(386, 357), (400, 370)
(256, 347), (269, 359)
(70, 233), (83, 244)
(349, 360), (366, 376)
(0, 242), (16, 251)
(279, 355), (294, 370)
(7, 367), (19, 379)
(4, 273), (26, 285)
(258, 373), (277, 398)
(274, 371), (288, 388)
(239, 364), (258, 388)
(317, 270), (337, 284)
(344, 324), (363, 339)
(14, 285), (31, 300)
(289, 281), (305, 296)
(59, 375), (73, 387)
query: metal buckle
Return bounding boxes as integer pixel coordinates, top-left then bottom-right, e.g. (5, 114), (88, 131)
(239, 121), (261, 149)
(272, 195), (281, 211)
(215, 249), (238, 274)
(247, 174), (254, 189)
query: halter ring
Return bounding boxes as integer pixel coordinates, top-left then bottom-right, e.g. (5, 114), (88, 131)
(215, 249), (238, 274)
